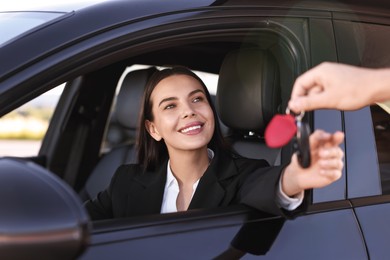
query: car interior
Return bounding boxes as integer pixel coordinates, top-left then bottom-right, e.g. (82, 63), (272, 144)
(3, 27), (311, 218)
(79, 67), (157, 201)
(80, 47), (287, 202)
(42, 30), (306, 213)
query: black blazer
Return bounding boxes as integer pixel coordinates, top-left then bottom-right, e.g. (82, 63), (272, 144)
(85, 149), (305, 220)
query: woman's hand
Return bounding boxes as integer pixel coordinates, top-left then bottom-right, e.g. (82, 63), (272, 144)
(281, 130), (345, 197)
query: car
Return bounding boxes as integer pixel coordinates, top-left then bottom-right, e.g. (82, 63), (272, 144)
(1, 0), (390, 259)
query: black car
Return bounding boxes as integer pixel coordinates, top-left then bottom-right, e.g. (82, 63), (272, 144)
(1, 0), (390, 259)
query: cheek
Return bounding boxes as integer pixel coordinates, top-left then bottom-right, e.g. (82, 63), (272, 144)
(206, 106), (215, 121)
(153, 111), (178, 132)
(204, 107), (215, 130)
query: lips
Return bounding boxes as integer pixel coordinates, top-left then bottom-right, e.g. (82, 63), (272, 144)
(179, 122), (204, 134)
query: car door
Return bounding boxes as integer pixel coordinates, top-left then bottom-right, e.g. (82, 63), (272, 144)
(334, 14), (390, 259)
(81, 7), (369, 260)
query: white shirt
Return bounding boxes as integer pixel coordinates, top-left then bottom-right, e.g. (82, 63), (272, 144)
(160, 149), (303, 213)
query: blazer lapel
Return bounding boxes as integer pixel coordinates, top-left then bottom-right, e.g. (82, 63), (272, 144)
(126, 162), (167, 216)
(189, 150), (239, 209)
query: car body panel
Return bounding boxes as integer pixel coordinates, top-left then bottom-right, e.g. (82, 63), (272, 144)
(313, 109), (345, 203)
(80, 207), (367, 259)
(354, 200), (390, 259)
(345, 108), (381, 198)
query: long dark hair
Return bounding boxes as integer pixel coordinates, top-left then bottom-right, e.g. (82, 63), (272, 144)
(137, 66), (228, 171)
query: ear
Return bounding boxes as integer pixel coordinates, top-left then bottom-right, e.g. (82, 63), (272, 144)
(145, 120), (162, 141)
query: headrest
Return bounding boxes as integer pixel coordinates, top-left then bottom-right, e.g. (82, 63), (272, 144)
(216, 49), (280, 134)
(115, 67), (157, 129)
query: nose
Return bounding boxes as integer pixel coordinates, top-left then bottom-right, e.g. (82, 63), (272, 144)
(182, 102), (196, 119)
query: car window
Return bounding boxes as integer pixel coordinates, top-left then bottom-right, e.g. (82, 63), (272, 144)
(371, 103), (390, 195)
(335, 20), (390, 197)
(0, 84), (64, 157)
(356, 22), (390, 195)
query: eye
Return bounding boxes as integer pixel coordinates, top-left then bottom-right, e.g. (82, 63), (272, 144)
(164, 103), (175, 110)
(192, 96), (204, 103)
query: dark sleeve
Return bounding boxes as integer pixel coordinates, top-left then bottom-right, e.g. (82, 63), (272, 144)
(238, 161), (310, 219)
(84, 165), (126, 221)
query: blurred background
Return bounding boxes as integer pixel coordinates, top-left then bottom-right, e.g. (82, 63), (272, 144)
(0, 85), (64, 156)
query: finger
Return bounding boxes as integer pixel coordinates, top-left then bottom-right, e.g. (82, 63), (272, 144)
(318, 169), (342, 182)
(310, 130), (345, 151)
(307, 85), (323, 95)
(319, 146), (344, 159)
(288, 92), (329, 113)
(318, 158), (344, 170)
(309, 130), (331, 150)
(330, 131), (345, 146)
(291, 73), (319, 99)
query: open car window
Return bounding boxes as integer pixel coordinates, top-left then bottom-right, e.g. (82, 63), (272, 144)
(0, 84), (64, 157)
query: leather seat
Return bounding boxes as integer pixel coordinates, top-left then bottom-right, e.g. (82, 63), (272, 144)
(216, 48), (282, 165)
(80, 67), (157, 201)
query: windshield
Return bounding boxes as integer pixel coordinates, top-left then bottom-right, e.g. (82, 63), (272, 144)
(0, 11), (65, 46)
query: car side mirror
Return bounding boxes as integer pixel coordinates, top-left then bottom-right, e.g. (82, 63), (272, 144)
(0, 158), (90, 260)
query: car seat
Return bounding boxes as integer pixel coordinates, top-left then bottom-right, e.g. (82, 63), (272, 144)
(216, 48), (282, 165)
(80, 67), (157, 201)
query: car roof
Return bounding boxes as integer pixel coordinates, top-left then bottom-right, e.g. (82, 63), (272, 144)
(1, 0), (389, 82)
(219, 0), (390, 13)
(1, 0), (389, 14)
(0, 0), (109, 12)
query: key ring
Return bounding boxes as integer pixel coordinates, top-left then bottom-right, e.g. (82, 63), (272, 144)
(285, 107), (305, 121)
(286, 107), (305, 139)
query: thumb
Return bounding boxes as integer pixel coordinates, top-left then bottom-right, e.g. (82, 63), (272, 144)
(289, 94), (327, 113)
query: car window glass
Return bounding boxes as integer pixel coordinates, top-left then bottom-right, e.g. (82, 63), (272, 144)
(0, 84), (65, 157)
(356, 22), (390, 195)
(335, 21), (390, 196)
(371, 104), (390, 195)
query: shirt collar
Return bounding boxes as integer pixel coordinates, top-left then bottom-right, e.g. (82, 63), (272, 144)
(166, 148), (215, 187)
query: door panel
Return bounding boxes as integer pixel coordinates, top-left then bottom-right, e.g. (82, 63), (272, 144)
(354, 202), (390, 259)
(251, 209), (367, 259)
(81, 208), (366, 259)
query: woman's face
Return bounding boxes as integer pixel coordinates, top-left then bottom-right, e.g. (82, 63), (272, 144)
(146, 74), (215, 154)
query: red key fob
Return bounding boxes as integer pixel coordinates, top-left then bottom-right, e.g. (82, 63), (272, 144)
(265, 114), (297, 148)
(265, 110), (312, 168)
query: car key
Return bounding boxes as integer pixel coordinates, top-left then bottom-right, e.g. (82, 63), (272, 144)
(293, 111), (311, 168)
(265, 107), (311, 168)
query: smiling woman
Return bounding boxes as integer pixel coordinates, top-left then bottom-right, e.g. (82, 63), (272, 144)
(84, 66), (344, 221)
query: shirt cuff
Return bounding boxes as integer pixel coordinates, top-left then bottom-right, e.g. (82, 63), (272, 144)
(276, 175), (304, 211)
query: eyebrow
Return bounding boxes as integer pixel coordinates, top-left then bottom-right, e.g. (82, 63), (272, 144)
(158, 89), (205, 107)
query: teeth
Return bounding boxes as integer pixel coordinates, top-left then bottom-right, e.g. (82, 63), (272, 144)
(181, 125), (201, 133)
